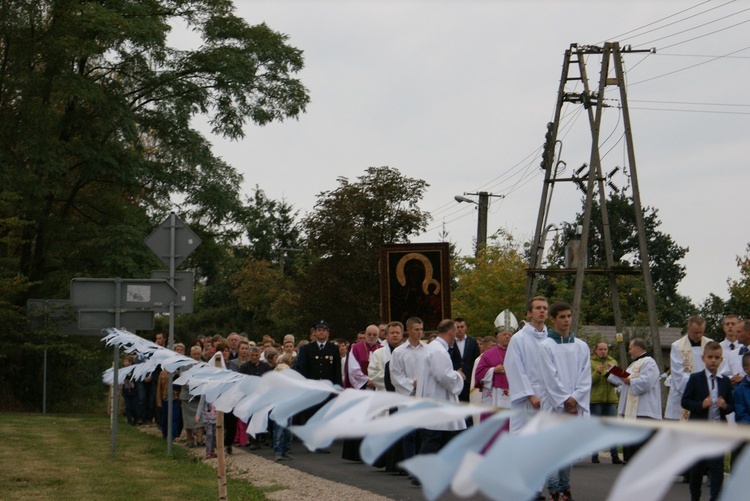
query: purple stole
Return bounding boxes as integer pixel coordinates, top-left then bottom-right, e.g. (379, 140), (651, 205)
(474, 345), (508, 390)
(343, 341), (378, 389)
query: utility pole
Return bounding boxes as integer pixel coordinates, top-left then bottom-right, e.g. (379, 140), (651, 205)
(525, 42), (663, 371)
(455, 191), (504, 258)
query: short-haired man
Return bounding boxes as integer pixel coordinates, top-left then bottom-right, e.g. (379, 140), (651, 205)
(226, 332), (240, 361)
(368, 322), (404, 392)
(665, 315), (713, 420)
(539, 301), (591, 501)
(377, 322), (388, 347)
(344, 325), (380, 390)
(608, 338), (662, 462)
(454, 318), (481, 405)
(505, 296), (550, 432)
(415, 319), (466, 455)
(390, 317), (427, 469)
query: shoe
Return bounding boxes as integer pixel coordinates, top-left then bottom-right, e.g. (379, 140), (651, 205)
(226, 445), (232, 455)
(281, 452), (294, 460)
(275, 454), (291, 461)
(535, 493), (546, 501)
(187, 442), (195, 448)
(205, 452), (216, 459)
(549, 491), (559, 501)
(410, 478), (422, 487)
(249, 443), (259, 451)
(315, 448), (331, 454)
(197, 440), (205, 447)
(562, 488), (574, 501)
(612, 455), (622, 464)
(591, 456), (600, 463)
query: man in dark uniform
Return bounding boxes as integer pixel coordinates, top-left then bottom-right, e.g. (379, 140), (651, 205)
(294, 320), (341, 452)
(295, 320), (342, 386)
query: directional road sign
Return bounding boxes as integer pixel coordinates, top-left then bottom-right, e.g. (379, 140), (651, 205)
(70, 278), (178, 309)
(150, 270), (194, 313)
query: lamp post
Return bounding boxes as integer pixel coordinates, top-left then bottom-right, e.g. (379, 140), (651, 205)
(454, 192), (503, 258)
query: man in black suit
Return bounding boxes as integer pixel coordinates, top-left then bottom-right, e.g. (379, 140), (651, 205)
(681, 341), (734, 501)
(295, 320), (342, 386)
(453, 318), (481, 404)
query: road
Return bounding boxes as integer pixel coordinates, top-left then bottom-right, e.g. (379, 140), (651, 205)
(237, 438), (694, 501)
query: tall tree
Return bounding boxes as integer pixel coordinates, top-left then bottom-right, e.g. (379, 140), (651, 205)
(540, 192), (693, 326)
(0, 0), (309, 303)
(296, 167), (430, 336)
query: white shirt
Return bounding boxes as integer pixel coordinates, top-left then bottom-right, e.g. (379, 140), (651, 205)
(505, 322), (548, 432)
(455, 337), (466, 357)
(390, 341), (427, 396)
(416, 337), (466, 431)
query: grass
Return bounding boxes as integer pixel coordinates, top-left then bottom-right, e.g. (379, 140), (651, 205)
(0, 413), (268, 500)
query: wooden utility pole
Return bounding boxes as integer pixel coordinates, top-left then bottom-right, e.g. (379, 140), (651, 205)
(525, 42), (663, 371)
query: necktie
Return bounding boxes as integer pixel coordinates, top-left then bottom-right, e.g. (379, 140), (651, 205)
(319, 343), (324, 351)
(741, 346), (748, 355)
(730, 343), (735, 351)
(711, 374), (716, 390)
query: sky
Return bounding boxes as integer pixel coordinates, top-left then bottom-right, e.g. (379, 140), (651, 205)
(180, 0), (750, 307)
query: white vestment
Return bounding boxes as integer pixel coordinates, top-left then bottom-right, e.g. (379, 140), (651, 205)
(539, 336), (591, 416)
(367, 345), (393, 392)
(608, 355), (662, 420)
(664, 335), (712, 420)
(415, 337), (466, 431)
(504, 322), (548, 432)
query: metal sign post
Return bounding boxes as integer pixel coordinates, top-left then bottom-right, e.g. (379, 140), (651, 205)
(145, 212), (200, 455)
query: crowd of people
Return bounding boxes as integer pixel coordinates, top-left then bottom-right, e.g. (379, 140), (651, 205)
(123, 307), (750, 501)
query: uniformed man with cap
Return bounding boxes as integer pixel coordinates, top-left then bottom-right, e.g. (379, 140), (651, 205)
(295, 320), (342, 386)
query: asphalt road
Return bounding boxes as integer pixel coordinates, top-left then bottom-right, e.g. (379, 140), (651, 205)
(236, 438), (694, 501)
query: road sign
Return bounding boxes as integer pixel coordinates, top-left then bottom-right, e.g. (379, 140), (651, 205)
(150, 270), (194, 313)
(70, 278), (178, 309)
(144, 214), (202, 268)
(77, 309), (154, 331)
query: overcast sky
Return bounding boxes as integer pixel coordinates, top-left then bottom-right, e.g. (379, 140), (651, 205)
(184, 0), (750, 308)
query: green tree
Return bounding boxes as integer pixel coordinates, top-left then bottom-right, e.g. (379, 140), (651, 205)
(540, 192), (694, 326)
(728, 243), (750, 318)
(0, 0), (309, 409)
(0, 0), (309, 303)
(452, 231), (528, 337)
(296, 167), (430, 336)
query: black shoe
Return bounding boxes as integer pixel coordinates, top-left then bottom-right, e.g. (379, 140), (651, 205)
(612, 455), (622, 464)
(226, 445), (232, 455)
(591, 456), (600, 463)
(535, 493), (546, 500)
(248, 443), (259, 450)
(315, 448), (331, 454)
(410, 478), (422, 487)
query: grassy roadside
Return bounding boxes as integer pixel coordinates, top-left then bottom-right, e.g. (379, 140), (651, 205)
(0, 413), (268, 500)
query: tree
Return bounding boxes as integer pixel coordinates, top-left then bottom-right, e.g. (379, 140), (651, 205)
(0, 0), (310, 303)
(0, 0), (309, 410)
(540, 192), (694, 326)
(296, 167), (430, 336)
(452, 231), (528, 337)
(727, 243), (750, 318)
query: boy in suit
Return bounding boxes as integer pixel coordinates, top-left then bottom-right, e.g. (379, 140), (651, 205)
(681, 341), (734, 501)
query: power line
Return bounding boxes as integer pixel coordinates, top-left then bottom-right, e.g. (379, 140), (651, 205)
(628, 44), (750, 86)
(628, 106), (750, 115)
(601, 0), (716, 42)
(648, 15), (750, 50)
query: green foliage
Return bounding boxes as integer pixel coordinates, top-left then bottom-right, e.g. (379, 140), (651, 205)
(728, 243), (750, 318)
(540, 192), (694, 326)
(452, 231), (528, 337)
(0, 0), (308, 408)
(296, 167), (430, 336)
